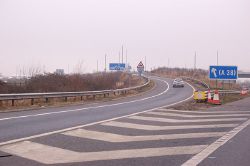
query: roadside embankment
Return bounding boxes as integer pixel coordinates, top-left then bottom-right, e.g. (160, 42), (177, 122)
(0, 73), (154, 112)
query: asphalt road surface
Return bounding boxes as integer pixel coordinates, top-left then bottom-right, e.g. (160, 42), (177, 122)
(0, 76), (193, 143)
(0, 76), (250, 166)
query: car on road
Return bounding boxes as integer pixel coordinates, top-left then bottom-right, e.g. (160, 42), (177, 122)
(173, 78), (184, 88)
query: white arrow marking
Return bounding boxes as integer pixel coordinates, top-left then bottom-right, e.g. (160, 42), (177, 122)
(211, 68), (217, 77)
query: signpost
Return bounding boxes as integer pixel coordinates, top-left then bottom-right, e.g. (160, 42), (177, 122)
(209, 66), (238, 80)
(137, 61), (144, 76)
(109, 63), (126, 71)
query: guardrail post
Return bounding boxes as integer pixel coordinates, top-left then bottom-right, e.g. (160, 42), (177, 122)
(64, 97), (67, 102)
(0, 76), (150, 107)
(31, 98), (34, 105)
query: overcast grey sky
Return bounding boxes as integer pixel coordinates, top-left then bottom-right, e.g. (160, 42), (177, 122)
(0, 0), (249, 76)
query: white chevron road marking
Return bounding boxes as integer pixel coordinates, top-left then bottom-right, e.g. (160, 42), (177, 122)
(182, 119), (250, 166)
(63, 129), (227, 142)
(158, 109), (250, 114)
(0, 141), (207, 164)
(102, 121), (238, 130)
(128, 116), (247, 123)
(145, 112), (250, 118)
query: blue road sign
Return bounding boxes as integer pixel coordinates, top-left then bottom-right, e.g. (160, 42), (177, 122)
(209, 66), (238, 80)
(109, 63), (126, 71)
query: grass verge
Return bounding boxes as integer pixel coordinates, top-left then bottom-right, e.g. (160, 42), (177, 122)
(0, 80), (154, 113)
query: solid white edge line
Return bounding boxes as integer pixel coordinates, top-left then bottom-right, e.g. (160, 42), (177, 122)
(182, 118), (250, 166)
(0, 77), (195, 147)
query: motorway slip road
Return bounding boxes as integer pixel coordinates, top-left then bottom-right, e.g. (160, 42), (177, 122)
(0, 76), (250, 166)
(0, 76), (193, 143)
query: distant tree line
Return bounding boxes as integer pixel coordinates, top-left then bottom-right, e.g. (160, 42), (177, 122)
(151, 67), (208, 79)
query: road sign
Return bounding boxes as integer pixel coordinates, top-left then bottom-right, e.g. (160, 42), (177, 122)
(137, 61), (144, 69)
(209, 66), (238, 80)
(109, 63), (126, 71)
(137, 61), (144, 75)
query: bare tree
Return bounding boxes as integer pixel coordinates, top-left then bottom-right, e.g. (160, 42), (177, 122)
(73, 60), (85, 74)
(17, 64), (44, 78)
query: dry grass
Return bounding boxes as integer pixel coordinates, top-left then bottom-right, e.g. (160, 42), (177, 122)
(151, 67), (240, 90)
(0, 72), (142, 94)
(0, 76), (153, 112)
(169, 94), (249, 111)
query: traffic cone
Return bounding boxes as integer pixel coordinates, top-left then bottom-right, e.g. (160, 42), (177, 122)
(207, 90), (213, 103)
(241, 90), (248, 95)
(212, 90), (221, 105)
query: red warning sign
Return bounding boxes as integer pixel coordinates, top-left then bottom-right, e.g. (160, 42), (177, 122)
(137, 61), (144, 74)
(137, 61), (144, 69)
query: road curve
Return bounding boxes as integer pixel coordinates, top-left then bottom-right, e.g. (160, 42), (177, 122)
(0, 76), (194, 143)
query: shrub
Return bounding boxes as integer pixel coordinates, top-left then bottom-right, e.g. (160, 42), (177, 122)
(0, 72), (136, 94)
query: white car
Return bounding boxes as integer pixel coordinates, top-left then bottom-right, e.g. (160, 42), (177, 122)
(173, 78), (184, 88)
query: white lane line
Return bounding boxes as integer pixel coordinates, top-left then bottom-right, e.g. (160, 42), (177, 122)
(63, 129), (227, 142)
(158, 108), (250, 114)
(145, 112), (250, 118)
(0, 77), (169, 122)
(0, 141), (207, 164)
(128, 115), (247, 123)
(182, 118), (250, 166)
(102, 121), (239, 131)
(0, 78), (196, 147)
